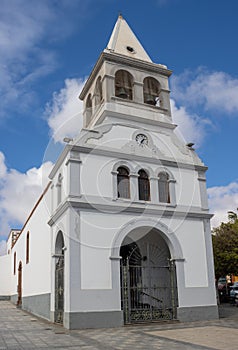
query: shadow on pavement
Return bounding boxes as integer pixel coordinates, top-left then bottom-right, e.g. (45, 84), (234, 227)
(219, 302), (238, 319)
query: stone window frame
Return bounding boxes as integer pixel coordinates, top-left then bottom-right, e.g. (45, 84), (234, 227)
(156, 167), (176, 206)
(117, 166), (131, 199)
(137, 168), (151, 201)
(112, 162), (176, 206)
(143, 76), (161, 107)
(115, 69), (134, 100)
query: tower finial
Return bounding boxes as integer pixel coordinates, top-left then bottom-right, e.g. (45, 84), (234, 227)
(118, 13), (123, 19)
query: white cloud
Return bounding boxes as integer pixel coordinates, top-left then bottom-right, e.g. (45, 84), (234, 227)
(171, 68), (238, 114)
(208, 182), (238, 228)
(0, 151), (53, 238)
(171, 99), (211, 147)
(0, 240), (7, 256)
(45, 78), (86, 143)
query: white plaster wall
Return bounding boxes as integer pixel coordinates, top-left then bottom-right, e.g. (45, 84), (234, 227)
(78, 211), (215, 309)
(164, 217), (209, 288)
(87, 125), (135, 149)
(173, 167), (201, 207)
(80, 153), (114, 198)
(6, 238), (11, 255)
(87, 124), (192, 163)
(79, 211), (124, 290)
(0, 254), (11, 295)
(10, 189), (51, 297)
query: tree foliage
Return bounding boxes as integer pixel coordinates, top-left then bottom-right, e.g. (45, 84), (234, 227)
(212, 212), (238, 279)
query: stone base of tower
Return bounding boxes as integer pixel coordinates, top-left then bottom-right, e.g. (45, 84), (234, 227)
(177, 305), (219, 322)
(63, 310), (124, 329)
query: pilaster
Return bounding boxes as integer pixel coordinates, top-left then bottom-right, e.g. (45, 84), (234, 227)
(66, 151), (82, 198)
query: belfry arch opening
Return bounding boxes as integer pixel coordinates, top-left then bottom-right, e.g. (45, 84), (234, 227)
(120, 227), (177, 324)
(143, 77), (161, 106)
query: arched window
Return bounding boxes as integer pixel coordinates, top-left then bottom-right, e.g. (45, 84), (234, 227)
(85, 94), (92, 126)
(138, 169), (150, 201)
(57, 173), (63, 206)
(94, 76), (103, 107)
(143, 77), (161, 106)
(115, 70), (133, 100)
(158, 172), (170, 203)
(117, 167), (130, 199)
(26, 231), (30, 264)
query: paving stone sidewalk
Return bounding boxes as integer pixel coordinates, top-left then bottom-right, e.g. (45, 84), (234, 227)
(0, 301), (237, 349)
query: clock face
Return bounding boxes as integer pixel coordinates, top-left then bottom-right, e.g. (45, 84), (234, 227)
(135, 133), (148, 146)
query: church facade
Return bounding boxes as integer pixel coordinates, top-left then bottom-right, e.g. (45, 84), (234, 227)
(0, 16), (218, 329)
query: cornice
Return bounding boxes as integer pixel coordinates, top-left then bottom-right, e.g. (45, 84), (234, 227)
(48, 195), (213, 226)
(102, 51), (172, 76)
(71, 144), (208, 172)
(94, 104), (175, 129)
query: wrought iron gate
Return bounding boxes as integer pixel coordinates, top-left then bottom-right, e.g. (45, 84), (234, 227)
(55, 255), (64, 324)
(120, 242), (177, 324)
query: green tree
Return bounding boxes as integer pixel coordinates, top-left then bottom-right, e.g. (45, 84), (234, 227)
(212, 212), (238, 280)
(227, 210), (238, 223)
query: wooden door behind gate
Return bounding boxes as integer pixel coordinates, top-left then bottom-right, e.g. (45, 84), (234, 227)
(17, 262), (22, 307)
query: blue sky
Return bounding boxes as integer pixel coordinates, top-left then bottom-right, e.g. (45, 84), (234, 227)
(0, 0), (238, 249)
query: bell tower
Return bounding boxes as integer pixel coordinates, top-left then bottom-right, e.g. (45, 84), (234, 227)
(79, 15), (172, 129)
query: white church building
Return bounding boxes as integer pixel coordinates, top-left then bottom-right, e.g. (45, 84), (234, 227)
(0, 16), (218, 329)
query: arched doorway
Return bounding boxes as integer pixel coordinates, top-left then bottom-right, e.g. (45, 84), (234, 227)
(55, 231), (65, 324)
(17, 261), (22, 307)
(120, 228), (177, 324)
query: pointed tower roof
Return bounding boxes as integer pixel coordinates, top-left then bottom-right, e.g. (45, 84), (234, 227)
(105, 15), (152, 62)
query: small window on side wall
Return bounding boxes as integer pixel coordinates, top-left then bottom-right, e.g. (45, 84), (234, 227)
(115, 70), (133, 100)
(138, 169), (150, 201)
(26, 231), (30, 264)
(158, 172), (170, 203)
(117, 167), (130, 199)
(14, 252), (16, 275)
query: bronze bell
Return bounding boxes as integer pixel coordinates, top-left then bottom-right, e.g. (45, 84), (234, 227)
(145, 94), (156, 105)
(117, 87), (128, 99)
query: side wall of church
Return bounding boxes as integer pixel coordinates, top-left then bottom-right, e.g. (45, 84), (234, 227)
(9, 187), (52, 320)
